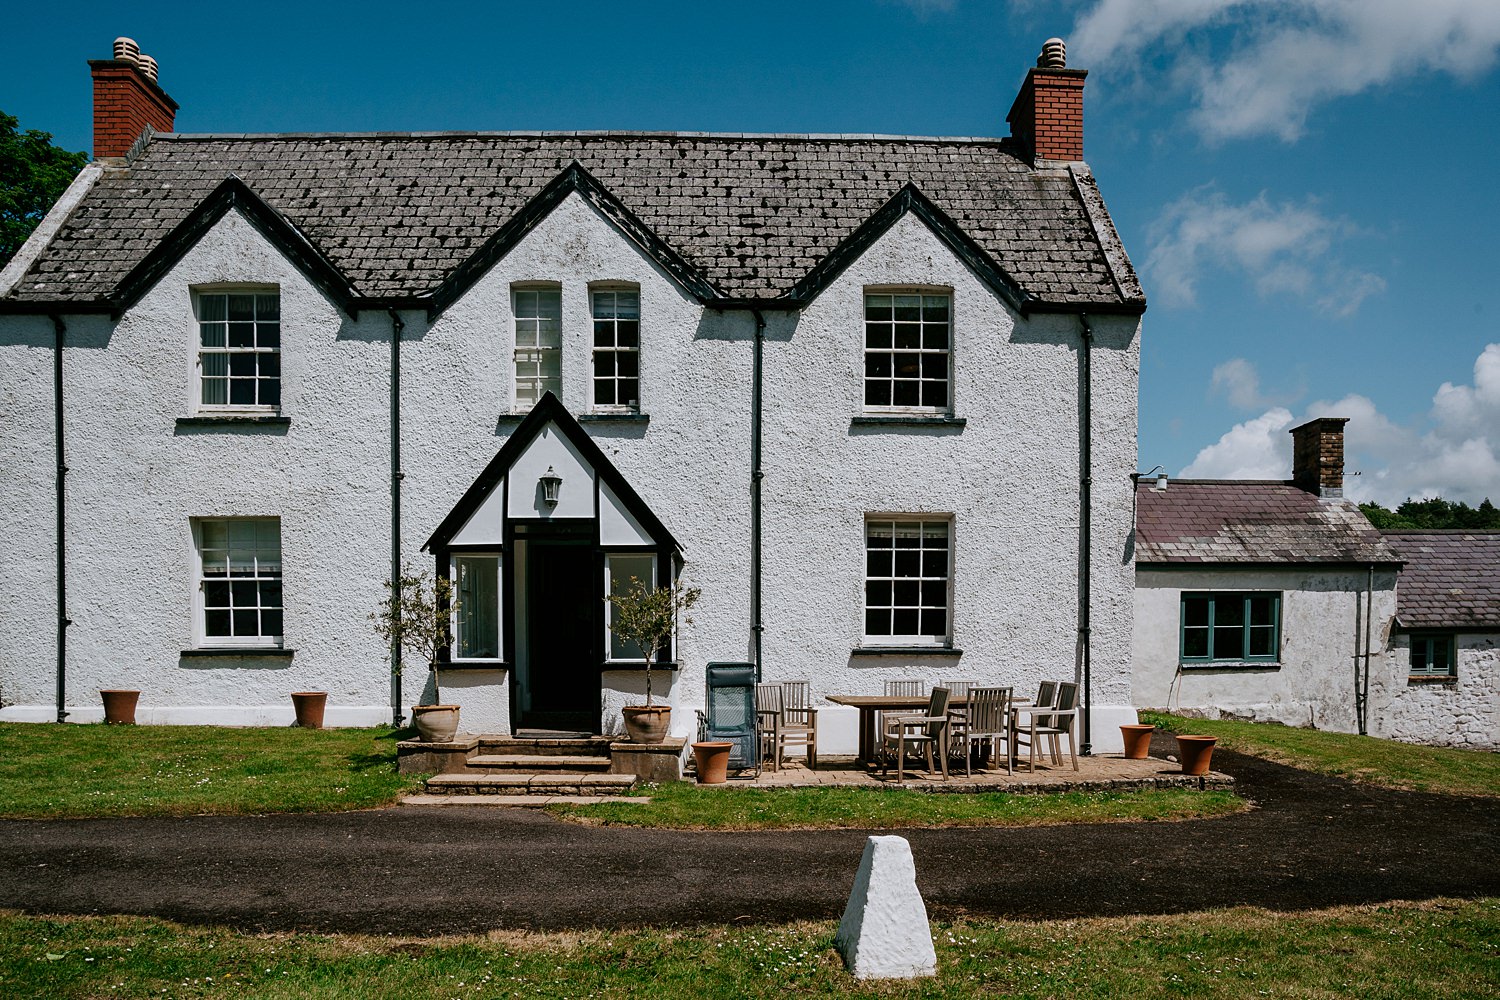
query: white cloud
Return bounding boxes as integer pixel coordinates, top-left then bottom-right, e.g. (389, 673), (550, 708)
(1179, 344), (1500, 505)
(1072, 0), (1500, 142)
(1147, 188), (1385, 315)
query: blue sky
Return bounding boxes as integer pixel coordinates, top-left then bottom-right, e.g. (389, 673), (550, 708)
(6, 1), (1498, 504)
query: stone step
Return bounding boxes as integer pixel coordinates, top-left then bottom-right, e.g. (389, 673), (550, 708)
(424, 772), (637, 796)
(477, 736), (617, 757)
(467, 754), (613, 773)
(400, 793), (649, 808)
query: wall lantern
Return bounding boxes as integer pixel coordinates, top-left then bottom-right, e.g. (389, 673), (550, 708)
(539, 466), (563, 507)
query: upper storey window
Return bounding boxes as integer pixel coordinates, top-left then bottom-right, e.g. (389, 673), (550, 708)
(196, 290), (280, 410)
(513, 286), (562, 410)
(591, 287), (640, 412)
(863, 291), (950, 412)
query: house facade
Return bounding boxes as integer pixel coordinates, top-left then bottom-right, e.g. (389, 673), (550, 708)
(1379, 531), (1500, 748)
(0, 39), (1145, 753)
(1133, 417), (1497, 747)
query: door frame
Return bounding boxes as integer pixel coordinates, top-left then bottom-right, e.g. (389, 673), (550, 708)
(506, 518), (600, 733)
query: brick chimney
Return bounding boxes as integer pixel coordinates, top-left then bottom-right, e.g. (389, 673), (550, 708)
(90, 37), (177, 159)
(1290, 417), (1349, 498)
(1006, 37), (1086, 165)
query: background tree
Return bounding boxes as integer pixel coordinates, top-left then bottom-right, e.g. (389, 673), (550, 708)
(1, 111), (88, 268)
(1359, 497), (1500, 530)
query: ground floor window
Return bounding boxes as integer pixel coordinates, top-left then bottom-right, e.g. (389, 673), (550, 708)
(605, 552), (657, 661)
(196, 518), (282, 646)
(864, 517), (951, 644)
(1180, 592), (1280, 663)
(1409, 633), (1456, 677)
(453, 553), (502, 659)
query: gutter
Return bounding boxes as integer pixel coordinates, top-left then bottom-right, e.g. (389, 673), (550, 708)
(52, 314), (69, 723)
(388, 308), (405, 727)
(751, 309), (765, 682)
(1077, 312), (1094, 755)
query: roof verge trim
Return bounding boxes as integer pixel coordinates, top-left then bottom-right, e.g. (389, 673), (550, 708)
(110, 175), (360, 316)
(421, 160), (721, 320)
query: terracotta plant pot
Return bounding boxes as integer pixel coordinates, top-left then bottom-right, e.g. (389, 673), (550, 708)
(692, 740), (733, 784)
(1120, 724), (1155, 760)
(291, 691), (327, 729)
(100, 689), (139, 725)
(621, 705), (672, 744)
(1176, 734), (1218, 775)
(411, 704), (461, 743)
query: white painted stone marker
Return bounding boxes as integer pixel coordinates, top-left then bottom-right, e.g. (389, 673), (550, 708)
(834, 834), (938, 979)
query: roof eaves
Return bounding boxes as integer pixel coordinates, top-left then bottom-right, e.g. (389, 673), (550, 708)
(0, 163), (105, 301)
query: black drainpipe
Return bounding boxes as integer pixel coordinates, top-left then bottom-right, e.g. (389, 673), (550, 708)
(52, 314), (69, 723)
(388, 308), (405, 727)
(750, 309), (765, 681)
(1077, 312), (1094, 756)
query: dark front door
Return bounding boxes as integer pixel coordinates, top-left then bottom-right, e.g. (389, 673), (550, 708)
(521, 541), (599, 732)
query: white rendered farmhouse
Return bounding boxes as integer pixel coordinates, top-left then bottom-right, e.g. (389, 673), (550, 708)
(0, 39), (1146, 753)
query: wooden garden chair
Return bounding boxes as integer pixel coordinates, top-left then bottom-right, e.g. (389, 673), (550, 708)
(777, 680), (819, 770)
(754, 683), (783, 772)
(1013, 680), (1080, 772)
(881, 686), (951, 782)
(954, 686), (1013, 776)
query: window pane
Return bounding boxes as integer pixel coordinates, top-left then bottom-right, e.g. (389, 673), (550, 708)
(260, 609), (283, 636)
(1183, 627), (1209, 658)
(456, 556), (500, 659)
(227, 294), (256, 321)
(866, 580), (892, 608)
(1248, 596), (1276, 626)
(595, 379), (617, 405)
(1432, 639), (1451, 673)
(229, 353), (256, 377)
(894, 323), (921, 349)
(616, 320), (639, 348)
(255, 294), (279, 320)
(200, 323), (226, 348)
(259, 323), (280, 349)
(198, 294), (227, 321)
(613, 291), (640, 320)
(865, 380), (891, 406)
(1182, 597), (1209, 628)
(204, 581), (230, 606)
(609, 554), (655, 659)
(1248, 626), (1276, 657)
(864, 294), (891, 319)
(202, 376), (228, 405)
(866, 550), (891, 576)
(866, 608), (889, 634)
(538, 289), (561, 320)
(229, 379), (255, 405)
(922, 380), (948, 408)
(259, 580), (283, 608)
(892, 379), (920, 406)
(920, 608), (946, 636)
(866, 322), (892, 349)
(1214, 625), (1245, 659)
(232, 609), (259, 635)
(922, 296), (949, 322)
(893, 580), (920, 607)
(893, 295), (921, 321)
(894, 550), (920, 576)
(593, 320), (614, 347)
(1215, 598), (1245, 627)
(205, 609), (232, 636)
(892, 608), (920, 635)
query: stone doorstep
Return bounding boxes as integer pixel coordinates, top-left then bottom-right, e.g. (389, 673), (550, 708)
(478, 737), (617, 755)
(467, 754), (614, 772)
(400, 794), (649, 808)
(424, 773), (637, 796)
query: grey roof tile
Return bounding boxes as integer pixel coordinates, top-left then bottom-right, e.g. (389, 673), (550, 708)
(4, 131), (1143, 308)
(1381, 531), (1500, 630)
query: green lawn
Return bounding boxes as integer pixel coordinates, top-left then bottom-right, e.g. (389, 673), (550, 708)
(548, 781), (1246, 830)
(2, 899), (1494, 998)
(0, 723), (423, 818)
(1141, 710), (1500, 798)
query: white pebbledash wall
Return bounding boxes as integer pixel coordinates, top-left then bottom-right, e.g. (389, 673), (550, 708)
(0, 193), (1141, 752)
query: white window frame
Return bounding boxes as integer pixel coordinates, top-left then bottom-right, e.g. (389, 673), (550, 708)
(862, 287), (952, 414)
(193, 286), (282, 414)
(512, 283), (562, 412)
(604, 551), (659, 663)
(193, 517), (283, 648)
(862, 515), (953, 647)
(590, 284), (641, 413)
(450, 552), (504, 662)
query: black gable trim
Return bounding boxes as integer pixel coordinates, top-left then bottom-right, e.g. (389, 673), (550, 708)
(423, 391), (681, 554)
(422, 161), (721, 320)
(787, 183), (1033, 314)
(111, 176), (360, 317)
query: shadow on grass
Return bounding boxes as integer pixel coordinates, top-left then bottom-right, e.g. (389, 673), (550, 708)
(346, 726), (418, 773)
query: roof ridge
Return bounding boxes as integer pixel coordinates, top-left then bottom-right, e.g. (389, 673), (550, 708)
(152, 129), (1017, 145)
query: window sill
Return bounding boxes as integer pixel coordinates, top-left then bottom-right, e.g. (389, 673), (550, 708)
(1407, 674), (1458, 685)
(181, 647), (294, 658)
(851, 646), (963, 657)
(440, 660), (510, 672)
(580, 412), (649, 423)
(851, 415), (965, 428)
(601, 660), (682, 671)
(176, 415), (290, 428)
(1179, 661), (1280, 670)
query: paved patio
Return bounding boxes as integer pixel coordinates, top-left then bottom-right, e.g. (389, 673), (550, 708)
(707, 753), (1233, 793)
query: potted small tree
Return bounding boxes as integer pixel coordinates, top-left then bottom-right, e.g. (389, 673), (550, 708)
(370, 565), (459, 743)
(607, 573), (699, 744)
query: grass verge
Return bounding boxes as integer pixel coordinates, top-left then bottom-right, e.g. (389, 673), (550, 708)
(546, 781), (1246, 830)
(1, 899), (1494, 998)
(1140, 710), (1500, 798)
(0, 723), (423, 818)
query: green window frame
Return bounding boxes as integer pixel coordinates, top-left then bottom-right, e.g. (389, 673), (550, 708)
(1180, 592), (1280, 664)
(1409, 633), (1456, 677)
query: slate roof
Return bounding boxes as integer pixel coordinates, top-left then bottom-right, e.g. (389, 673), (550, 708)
(1134, 480), (1400, 565)
(1, 131), (1143, 311)
(1381, 531), (1500, 630)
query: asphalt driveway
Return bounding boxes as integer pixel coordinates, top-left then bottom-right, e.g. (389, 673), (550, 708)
(1, 738), (1495, 934)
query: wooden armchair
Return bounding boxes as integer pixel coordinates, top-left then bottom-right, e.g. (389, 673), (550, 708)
(1012, 681), (1080, 772)
(881, 686), (952, 781)
(777, 680), (819, 770)
(954, 686), (1013, 776)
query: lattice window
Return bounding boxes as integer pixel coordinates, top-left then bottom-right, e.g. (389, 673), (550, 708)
(864, 292), (950, 410)
(197, 291), (280, 409)
(198, 519), (283, 645)
(514, 286), (562, 409)
(592, 288), (640, 411)
(864, 519), (951, 643)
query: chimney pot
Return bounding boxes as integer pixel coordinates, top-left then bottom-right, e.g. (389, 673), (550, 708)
(1289, 417), (1349, 498)
(1038, 38), (1067, 69)
(138, 54), (158, 82)
(113, 37), (140, 65)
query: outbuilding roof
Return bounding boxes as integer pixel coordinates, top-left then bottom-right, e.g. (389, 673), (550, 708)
(1134, 479), (1400, 565)
(1, 131), (1143, 314)
(1381, 530), (1500, 630)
